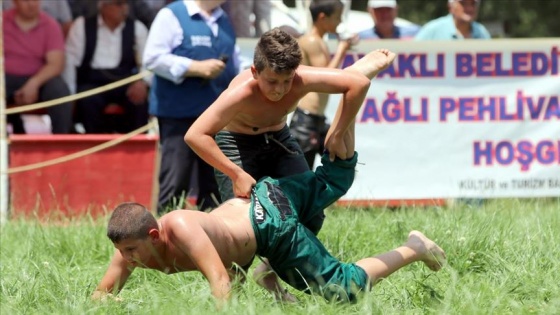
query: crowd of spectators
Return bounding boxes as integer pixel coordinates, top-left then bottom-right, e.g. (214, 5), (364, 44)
(358, 0), (488, 40)
(3, 0), (490, 135)
(3, 0), (162, 134)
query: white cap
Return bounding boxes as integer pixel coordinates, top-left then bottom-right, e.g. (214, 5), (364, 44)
(368, 0), (397, 9)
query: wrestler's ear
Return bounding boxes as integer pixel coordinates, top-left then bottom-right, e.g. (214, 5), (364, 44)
(148, 228), (160, 241)
(251, 65), (258, 79)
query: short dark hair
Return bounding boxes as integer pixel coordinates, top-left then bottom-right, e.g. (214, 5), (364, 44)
(253, 28), (302, 73)
(309, 0), (343, 22)
(107, 202), (158, 243)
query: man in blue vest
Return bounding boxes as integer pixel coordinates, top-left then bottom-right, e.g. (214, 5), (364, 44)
(143, 0), (238, 213)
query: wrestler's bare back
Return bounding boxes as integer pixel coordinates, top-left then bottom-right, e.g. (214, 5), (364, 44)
(151, 199), (257, 273)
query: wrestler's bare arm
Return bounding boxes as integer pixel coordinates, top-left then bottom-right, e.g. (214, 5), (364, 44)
(297, 65), (370, 97)
(167, 218), (232, 301)
(92, 250), (134, 299)
(184, 83), (256, 198)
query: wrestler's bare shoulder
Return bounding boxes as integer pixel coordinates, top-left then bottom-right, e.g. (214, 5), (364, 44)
(161, 209), (204, 221)
(159, 210), (231, 253)
(230, 69), (253, 85)
(154, 201), (256, 271)
(158, 210), (213, 234)
(220, 71), (266, 106)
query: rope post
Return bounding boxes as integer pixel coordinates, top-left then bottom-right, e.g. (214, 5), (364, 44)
(0, 11), (9, 224)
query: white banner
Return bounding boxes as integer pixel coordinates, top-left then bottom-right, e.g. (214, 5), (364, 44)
(238, 39), (560, 200)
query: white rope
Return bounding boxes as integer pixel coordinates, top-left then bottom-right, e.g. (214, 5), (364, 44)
(5, 70), (150, 114)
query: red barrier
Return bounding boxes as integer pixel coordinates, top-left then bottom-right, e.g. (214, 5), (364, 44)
(8, 134), (158, 219)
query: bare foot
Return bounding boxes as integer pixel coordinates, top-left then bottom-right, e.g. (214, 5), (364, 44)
(253, 262), (297, 302)
(347, 49), (396, 79)
(406, 230), (447, 271)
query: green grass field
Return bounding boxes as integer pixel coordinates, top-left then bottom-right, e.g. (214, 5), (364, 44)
(1, 198), (559, 314)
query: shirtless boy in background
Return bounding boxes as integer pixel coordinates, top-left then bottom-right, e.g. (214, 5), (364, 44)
(290, 0), (358, 168)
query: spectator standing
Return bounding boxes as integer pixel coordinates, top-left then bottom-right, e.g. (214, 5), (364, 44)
(3, 0), (73, 134)
(3, 0), (73, 36)
(63, 0), (149, 134)
(289, 0), (356, 169)
(143, 0), (238, 213)
(222, 0), (271, 37)
(415, 0), (490, 40)
(358, 0), (420, 40)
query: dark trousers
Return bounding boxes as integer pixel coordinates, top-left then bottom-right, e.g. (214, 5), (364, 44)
(156, 117), (221, 214)
(76, 83), (148, 134)
(214, 126), (310, 201)
(289, 108), (329, 169)
(5, 74), (73, 134)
